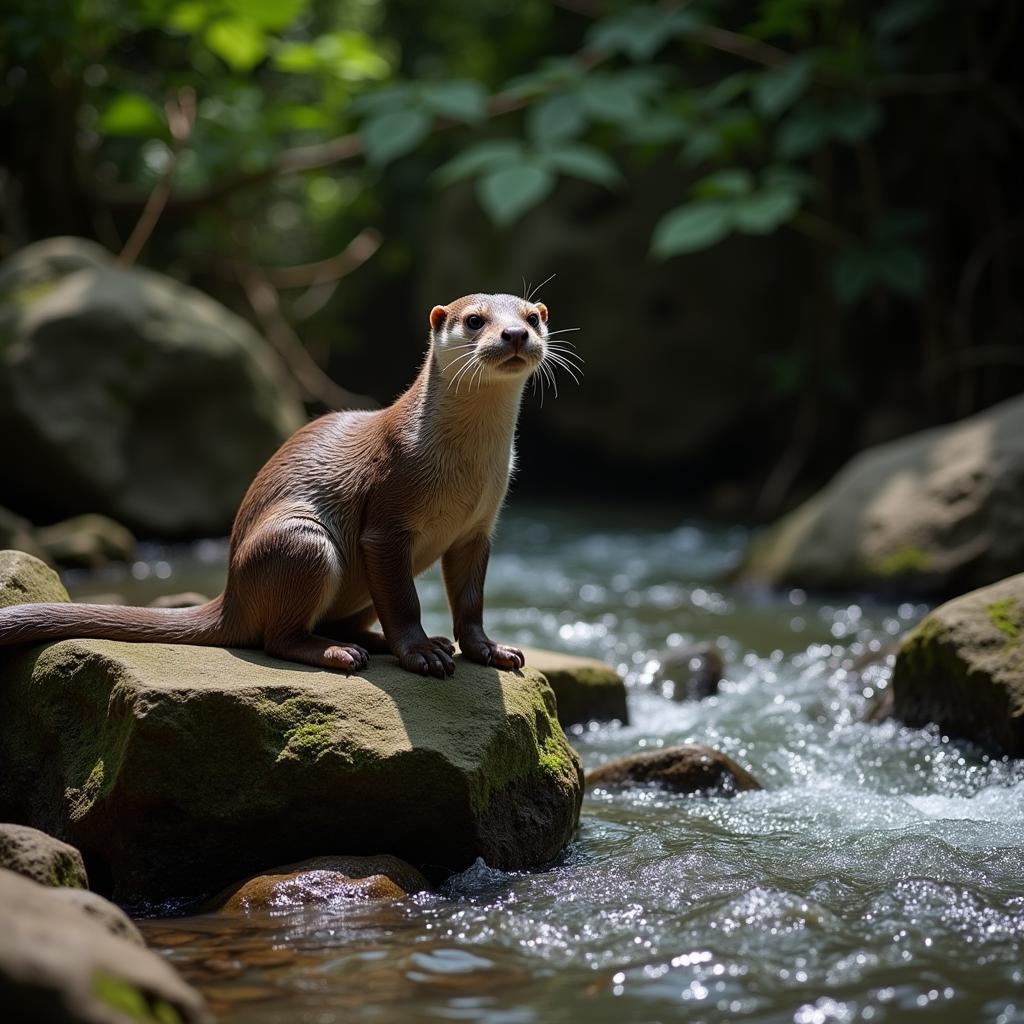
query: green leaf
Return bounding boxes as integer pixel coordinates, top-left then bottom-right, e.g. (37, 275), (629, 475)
(776, 104), (829, 159)
(752, 57), (812, 118)
(651, 201), (732, 258)
(98, 93), (165, 137)
(733, 187), (801, 233)
(223, 0), (308, 31)
(762, 164), (816, 195)
(699, 72), (755, 111)
(873, 0), (936, 36)
(205, 17), (267, 72)
(272, 41), (318, 73)
(476, 164), (555, 226)
(270, 104), (332, 131)
(832, 244), (927, 305)
(165, 2), (208, 33)
(693, 168), (754, 199)
(540, 144), (620, 187)
(420, 80), (488, 123)
(349, 86), (412, 117)
(830, 98), (883, 143)
(433, 139), (525, 186)
(527, 93), (588, 146)
(579, 76), (645, 123)
(361, 109), (431, 165)
(586, 6), (703, 60)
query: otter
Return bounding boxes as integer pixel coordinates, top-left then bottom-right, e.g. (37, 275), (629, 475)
(0, 292), (574, 678)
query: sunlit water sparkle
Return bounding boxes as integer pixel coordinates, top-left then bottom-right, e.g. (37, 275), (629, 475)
(68, 503), (1024, 1023)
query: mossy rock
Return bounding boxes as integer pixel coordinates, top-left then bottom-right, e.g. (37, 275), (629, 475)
(522, 646), (628, 726)
(0, 868), (209, 1024)
(740, 395), (1024, 596)
(0, 823), (88, 889)
(0, 635), (583, 905)
(0, 548), (69, 609)
(891, 572), (1024, 755)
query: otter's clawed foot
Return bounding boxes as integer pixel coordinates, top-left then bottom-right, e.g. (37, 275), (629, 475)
(265, 636), (370, 672)
(398, 637), (456, 678)
(461, 638), (525, 670)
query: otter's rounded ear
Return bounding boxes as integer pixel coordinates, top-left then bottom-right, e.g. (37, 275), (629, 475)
(429, 305), (448, 331)
(535, 303), (549, 323)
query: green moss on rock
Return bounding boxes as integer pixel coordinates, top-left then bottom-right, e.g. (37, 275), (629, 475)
(986, 597), (1022, 641)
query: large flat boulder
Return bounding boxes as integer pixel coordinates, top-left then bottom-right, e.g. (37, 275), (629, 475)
(890, 573), (1024, 755)
(0, 868), (209, 1024)
(0, 236), (304, 537)
(741, 395), (1024, 596)
(0, 600), (583, 906)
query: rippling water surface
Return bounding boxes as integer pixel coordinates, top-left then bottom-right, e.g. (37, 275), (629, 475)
(70, 503), (1024, 1023)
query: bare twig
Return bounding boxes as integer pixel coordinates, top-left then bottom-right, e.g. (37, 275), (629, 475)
(118, 88), (196, 265)
(259, 228), (382, 289)
(236, 259), (379, 412)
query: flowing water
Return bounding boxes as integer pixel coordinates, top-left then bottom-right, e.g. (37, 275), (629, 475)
(68, 503), (1024, 1024)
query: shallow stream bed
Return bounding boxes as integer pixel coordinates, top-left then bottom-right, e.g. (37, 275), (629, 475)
(68, 503), (1024, 1023)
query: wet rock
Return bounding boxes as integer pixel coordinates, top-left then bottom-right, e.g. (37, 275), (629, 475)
(0, 555), (584, 905)
(522, 646), (628, 726)
(34, 515), (136, 569)
(0, 236), (304, 537)
(891, 573), (1024, 755)
(0, 823), (88, 889)
(0, 868), (209, 1023)
(148, 592), (209, 609)
(211, 855), (431, 912)
(741, 395), (1024, 596)
(0, 548), (68, 609)
(651, 642), (724, 700)
(586, 745), (761, 796)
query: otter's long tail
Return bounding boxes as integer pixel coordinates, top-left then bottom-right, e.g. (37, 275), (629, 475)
(0, 596), (233, 648)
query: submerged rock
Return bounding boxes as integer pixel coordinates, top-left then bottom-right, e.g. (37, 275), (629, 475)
(0, 823), (88, 889)
(0, 869), (209, 1024)
(0, 555), (583, 905)
(522, 646), (628, 726)
(586, 745), (761, 796)
(211, 855), (431, 912)
(891, 573), (1024, 755)
(741, 395), (1024, 596)
(0, 236), (304, 537)
(651, 642), (724, 700)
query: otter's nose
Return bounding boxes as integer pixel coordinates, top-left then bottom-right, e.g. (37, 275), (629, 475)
(501, 325), (528, 352)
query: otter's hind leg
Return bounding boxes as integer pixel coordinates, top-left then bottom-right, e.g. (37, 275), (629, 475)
(230, 517), (369, 672)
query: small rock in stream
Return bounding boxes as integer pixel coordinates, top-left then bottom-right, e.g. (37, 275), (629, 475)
(586, 744), (761, 796)
(651, 642), (724, 700)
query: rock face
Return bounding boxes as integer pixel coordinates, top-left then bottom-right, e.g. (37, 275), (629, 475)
(0, 823), (88, 889)
(0, 869), (210, 1024)
(741, 395), (1024, 596)
(211, 855), (431, 912)
(522, 646), (628, 726)
(891, 573), (1024, 755)
(585, 745), (761, 796)
(0, 236), (305, 537)
(0, 554), (583, 905)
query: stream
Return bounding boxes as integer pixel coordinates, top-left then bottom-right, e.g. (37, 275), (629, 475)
(67, 502), (1024, 1024)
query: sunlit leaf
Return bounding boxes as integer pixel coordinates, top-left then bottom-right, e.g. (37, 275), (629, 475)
(477, 163), (555, 225)
(223, 0), (308, 31)
(733, 187), (801, 233)
(420, 80), (488, 123)
(272, 42), (318, 73)
(527, 93), (588, 146)
(540, 144), (621, 187)
(434, 139), (525, 186)
(361, 108), (431, 165)
(98, 93), (165, 137)
(165, 2), (208, 33)
(205, 17), (267, 72)
(651, 201), (732, 258)
(693, 168), (755, 199)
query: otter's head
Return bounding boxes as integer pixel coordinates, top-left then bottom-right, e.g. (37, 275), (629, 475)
(429, 293), (548, 390)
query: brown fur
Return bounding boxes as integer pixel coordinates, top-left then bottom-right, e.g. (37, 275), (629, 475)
(0, 293), (554, 677)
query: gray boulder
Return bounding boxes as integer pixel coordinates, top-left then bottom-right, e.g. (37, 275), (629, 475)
(0, 869), (209, 1024)
(742, 395), (1024, 596)
(0, 552), (584, 906)
(891, 573), (1024, 755)
(0, 236), (304, 537)
(0, 823), (88, 889)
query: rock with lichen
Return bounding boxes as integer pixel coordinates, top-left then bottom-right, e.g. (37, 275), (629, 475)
(0, 868), (209, 1024)
(891, 572), (1024, 755)
(586, 744), (761, 796)
(522, 646), (628, 726)
(210, 854), (431, 912)
(0, 551), (583, 906)
(740, 395), (1024, 596)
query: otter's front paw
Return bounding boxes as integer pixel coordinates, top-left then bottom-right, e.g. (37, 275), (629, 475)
(398, 637), (456, 678)
(461, 638), (525, 670)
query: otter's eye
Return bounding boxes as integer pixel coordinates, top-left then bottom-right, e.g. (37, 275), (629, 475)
(465, 314), (485, 331)
(526, 313), (540, 329)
